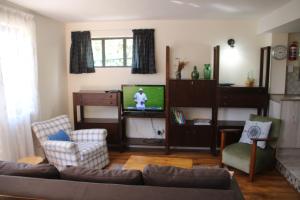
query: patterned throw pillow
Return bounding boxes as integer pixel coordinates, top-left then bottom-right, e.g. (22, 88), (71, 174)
(239, 120), (272, 149)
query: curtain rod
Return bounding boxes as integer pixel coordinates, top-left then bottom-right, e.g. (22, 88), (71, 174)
(91, 29), (132, 31)
(71, 28), (153, 32)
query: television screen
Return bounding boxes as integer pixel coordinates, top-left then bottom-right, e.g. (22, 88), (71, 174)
(122, 85), (165, 112)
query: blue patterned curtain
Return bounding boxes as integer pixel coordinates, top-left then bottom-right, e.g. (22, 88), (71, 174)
(132, 29), (156, 74)
(70, 31), (95, 74)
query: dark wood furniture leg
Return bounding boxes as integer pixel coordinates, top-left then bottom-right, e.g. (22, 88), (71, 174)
(165, 46), (170, 154)
(249, 137), (275, 182)
(220, 130), (226, 167)
(80, 106), (84, 122)
(73, 95), (78, 130)
(219, 129), (241, 167)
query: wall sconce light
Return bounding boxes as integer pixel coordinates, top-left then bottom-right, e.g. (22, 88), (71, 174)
(227, 39), (235, 48)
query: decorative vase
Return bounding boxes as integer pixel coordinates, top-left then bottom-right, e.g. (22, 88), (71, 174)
(203, 64), (211, 80)
(191, 66), (200, 80)
(176, 71), (181, 80)
(245, 72), (255, 87)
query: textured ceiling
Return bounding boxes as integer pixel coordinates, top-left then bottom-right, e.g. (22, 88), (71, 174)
(7, 0), (292, 22)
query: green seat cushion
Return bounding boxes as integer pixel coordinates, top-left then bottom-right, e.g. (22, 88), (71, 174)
(249, 114), (281, 148)
(222, 143), (275, 174)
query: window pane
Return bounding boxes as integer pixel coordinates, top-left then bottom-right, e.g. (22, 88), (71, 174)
(126, 39), (133, 66)
(92, 40), (102, 66)
(105, 39), (124, 66)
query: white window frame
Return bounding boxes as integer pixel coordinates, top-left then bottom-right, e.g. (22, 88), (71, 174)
(92, 37), (133, 68)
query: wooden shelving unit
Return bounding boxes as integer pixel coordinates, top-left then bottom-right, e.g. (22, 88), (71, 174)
(165, 46), (218, 154)
(165, 45), (271, 154)
(73, 90), (124, 150)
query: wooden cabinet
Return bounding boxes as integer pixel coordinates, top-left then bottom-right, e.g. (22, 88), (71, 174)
(169, 124), (212, 147)
(165, 46), (270, 154)
(167, 79), (217, 152)
(169, 80), (216, 107)
(218, 87), (268, 108)
(73, 91), (124, 150)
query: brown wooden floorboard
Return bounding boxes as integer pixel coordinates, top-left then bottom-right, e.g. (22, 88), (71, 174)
(108, 150), (300, 200)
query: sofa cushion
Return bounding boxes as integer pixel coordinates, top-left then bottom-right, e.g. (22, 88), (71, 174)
(0, 161), (59, 179)
(60, 166), (143, 185)
(143, 164), (231, 189)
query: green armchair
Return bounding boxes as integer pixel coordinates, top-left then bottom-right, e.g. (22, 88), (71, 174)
(220, 114), (281, 181)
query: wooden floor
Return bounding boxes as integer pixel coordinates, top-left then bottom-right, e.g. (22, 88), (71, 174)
(108, 150), (300, 200)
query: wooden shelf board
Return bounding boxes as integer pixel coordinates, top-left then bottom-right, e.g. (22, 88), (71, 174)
(123, 112), (166, 118)
(171, 120), (212, 127)
(79, 118), (120, 124)
(169, 79), (216, 81)
(217, 120), (245, 128)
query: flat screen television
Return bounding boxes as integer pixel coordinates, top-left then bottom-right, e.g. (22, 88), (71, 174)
(122, 85), (165, 112)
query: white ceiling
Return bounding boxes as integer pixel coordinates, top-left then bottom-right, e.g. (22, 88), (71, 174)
(7, 0), (292, 22)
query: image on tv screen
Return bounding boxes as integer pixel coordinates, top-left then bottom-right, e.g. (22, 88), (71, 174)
(122, 85), (164, 111)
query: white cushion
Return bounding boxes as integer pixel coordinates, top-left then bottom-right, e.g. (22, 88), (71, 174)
(239, 120), (272, 149)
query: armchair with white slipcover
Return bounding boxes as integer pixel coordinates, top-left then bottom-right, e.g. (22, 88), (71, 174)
(31, 115), (109, 170)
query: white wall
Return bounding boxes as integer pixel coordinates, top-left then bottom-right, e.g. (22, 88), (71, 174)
(269, 33), (288, 94)
(34, 13), (67, 156)
(35, 15), (68, 120)
(258, 32), (288, 95)
(258, 0), (300, 34)
(66, 20), (263, 139)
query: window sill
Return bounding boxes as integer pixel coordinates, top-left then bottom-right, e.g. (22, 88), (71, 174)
(95, 66), (131, 68)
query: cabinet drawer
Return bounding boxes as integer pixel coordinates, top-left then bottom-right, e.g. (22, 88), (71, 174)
(169, 125), (212, 147)
(80, 93), (117, 106)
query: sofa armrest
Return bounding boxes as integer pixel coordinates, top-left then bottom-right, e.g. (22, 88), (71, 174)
(70, 129), (107, 143)
(43, 141), (77, 154)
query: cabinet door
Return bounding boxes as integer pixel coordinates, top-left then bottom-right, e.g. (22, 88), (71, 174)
(169, 125), (212, 147)
(193, 81), (216, 107)
(218, 87), (268, 108)
(169, 80), (216, 107)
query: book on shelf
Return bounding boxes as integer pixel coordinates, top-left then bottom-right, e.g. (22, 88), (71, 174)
(192, 118), (211, 125)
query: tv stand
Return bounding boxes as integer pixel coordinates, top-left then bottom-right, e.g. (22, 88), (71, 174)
(123, 111), (165, 118)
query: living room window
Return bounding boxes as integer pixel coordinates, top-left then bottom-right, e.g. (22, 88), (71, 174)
(92, 37), (133, 67)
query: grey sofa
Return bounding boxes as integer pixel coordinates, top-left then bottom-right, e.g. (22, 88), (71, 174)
(0, 174), (243, 200)
(0, 161), (244, 200)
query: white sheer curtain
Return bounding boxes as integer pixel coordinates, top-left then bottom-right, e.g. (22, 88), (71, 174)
(0, 5), (38, 161)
